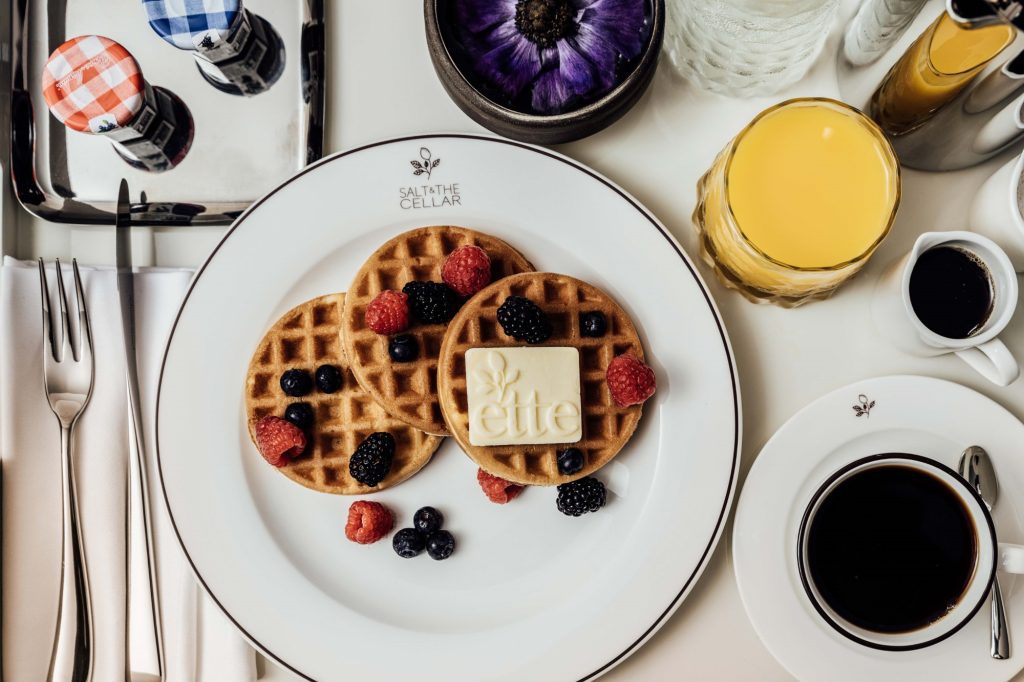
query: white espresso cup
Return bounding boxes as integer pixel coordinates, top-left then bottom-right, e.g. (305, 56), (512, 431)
(970, 151), (1024, 272)
(871, 231), (1019, 386)
(798, 454), (1024, 651)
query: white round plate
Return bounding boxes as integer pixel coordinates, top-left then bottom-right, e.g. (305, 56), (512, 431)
(156, 134), (740, 682)
(734, 375), (1024, 682)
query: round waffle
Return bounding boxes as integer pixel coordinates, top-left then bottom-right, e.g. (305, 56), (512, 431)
(437, 272), (647, 486)
(245, 293), (442, 494)
(340, 226), (534, 436)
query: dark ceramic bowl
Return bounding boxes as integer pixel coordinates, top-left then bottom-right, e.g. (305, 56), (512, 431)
(425, 0), (665, 145)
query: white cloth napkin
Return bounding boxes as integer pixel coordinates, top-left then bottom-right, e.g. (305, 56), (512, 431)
(1, 257), (256, 681)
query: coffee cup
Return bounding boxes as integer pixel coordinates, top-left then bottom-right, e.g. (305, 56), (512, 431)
(797, 454), (1024, 651)
(871, 231), (1019, 386)
(970, 151), (1024, 271)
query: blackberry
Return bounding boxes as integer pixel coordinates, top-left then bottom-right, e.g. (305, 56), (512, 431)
(388, 334), (419, 362)
(556, 477), (606, 516)
(557, 447), (585, 475)
(497, 296), (552, 344)
(315, 364), (343, 393)
(402, 281), (460, 324)
(580, 311), (607, 338)
(393, 528), (426, 558)
(348, 432), (395, 487)
(283, 402), (315, 429)
(280, 368), (313, 397)
(426, 530), (455, 561)
(414, 506), (444, 534)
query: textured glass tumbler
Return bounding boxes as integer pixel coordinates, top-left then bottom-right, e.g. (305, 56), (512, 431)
(693, 98), (901, 307)
(665, 0), (841, 96)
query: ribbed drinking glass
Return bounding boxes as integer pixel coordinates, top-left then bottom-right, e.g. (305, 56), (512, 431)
(665, 0), (841, 96)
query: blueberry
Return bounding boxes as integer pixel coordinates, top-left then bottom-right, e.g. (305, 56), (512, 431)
(413, 506), (444, 534)
(426, 530), (455, 561)
(580, 312), (607, 338)
(315, 364), (343, 393)
(557, 448), (585, 475)
(388, 334), (419, 363)
(393, 528), (426, 558)
(283, 402), (314, 429)
(280, 369), (313, 397)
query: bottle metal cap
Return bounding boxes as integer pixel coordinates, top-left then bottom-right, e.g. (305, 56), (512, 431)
(949, 0), (1024, 29)
(41, 35), (145, 134)
(142, 0), (243, 51)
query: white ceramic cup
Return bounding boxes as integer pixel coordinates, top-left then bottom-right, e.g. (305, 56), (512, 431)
(871, 231), (1020, 386)
(798, 454), (1024, 651)
(970, 151), (1024, 272)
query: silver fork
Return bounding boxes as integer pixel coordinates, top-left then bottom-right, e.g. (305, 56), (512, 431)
(39, 259), (95, 682)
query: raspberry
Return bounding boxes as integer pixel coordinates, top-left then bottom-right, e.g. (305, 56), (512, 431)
(345, 501), (394, 544)
(606, 354), (656, 407)
(442, 245), (492, 297)
(254, 415), (306, 467)
(477, 468), (525, 504)
(365, 290), (410, 335)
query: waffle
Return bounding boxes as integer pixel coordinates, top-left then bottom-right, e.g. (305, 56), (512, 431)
(437, 272), (647, 486)
(340, 226), (534, 436)
(245, 293), (442, 494)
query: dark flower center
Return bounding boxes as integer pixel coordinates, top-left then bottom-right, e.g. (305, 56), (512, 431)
(514, 0), (577, 48)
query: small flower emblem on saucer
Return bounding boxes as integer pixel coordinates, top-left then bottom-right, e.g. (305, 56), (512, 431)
(411, 147), (440, 179)
(852, 394), (875, 418)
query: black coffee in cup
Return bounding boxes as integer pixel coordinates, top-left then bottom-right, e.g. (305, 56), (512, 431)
(909, 246), (994, 339)
(805, 463), (977, 633)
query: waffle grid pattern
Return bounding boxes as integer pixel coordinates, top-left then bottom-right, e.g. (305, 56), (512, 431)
(341, 226), (534, 436)
(246, 293), (442, 494)
(438, 273), (645, 486)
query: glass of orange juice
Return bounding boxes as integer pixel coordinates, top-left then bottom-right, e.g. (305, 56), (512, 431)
(693, 98), (901, 307)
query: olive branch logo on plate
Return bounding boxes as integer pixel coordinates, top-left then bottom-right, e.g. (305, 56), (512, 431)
(411, 147), (441, 179)
(852, 394), (875, 418)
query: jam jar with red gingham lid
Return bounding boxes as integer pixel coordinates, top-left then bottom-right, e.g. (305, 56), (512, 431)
(41, 35), (194, 172)
(142, 0), (285, 96)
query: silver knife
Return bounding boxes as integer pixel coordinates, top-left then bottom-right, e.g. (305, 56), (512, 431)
(116, 180), (165, 681)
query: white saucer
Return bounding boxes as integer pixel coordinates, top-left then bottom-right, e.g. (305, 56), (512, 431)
(734, 375), (1024, 682)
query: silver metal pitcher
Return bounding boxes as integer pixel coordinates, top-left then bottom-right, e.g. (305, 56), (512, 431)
(891, 47), (1024, 170)
(865, 0), (1024, 171)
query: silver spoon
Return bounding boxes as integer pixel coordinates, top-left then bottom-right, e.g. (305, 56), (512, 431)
(959, 445), (1010, 659)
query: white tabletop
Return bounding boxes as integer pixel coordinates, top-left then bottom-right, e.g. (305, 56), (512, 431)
(11, 1), (1024, 680)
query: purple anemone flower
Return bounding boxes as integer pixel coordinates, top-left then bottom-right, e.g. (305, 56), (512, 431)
(454, 0), (649, 115)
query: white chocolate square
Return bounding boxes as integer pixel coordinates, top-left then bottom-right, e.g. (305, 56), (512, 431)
(466, 347), (582, 447)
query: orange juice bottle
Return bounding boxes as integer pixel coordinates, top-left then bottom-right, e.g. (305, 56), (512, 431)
(870, 10), (1015, 135)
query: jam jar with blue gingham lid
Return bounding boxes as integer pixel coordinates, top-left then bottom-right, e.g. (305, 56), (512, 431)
(143, 0), (285, 96)
(42, 35), (194, 172)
